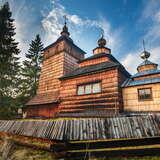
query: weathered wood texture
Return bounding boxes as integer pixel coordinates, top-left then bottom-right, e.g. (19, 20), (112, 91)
(37, 52), (80, 94)
(58, 68), (127, 117)
(123, 83), (160, 112)
(26, 38), (85, 117)
(93, 47), (110, 54)
(24, 103), (58, 118)
(79, 56), (110, 67)
(36, 39), (84, 95)
(0, 114), (160, 141)
(138, 64), (158, 72)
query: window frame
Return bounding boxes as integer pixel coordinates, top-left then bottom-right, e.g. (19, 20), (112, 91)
(138, 87), (152, 101)
(77, 81), (102, 95)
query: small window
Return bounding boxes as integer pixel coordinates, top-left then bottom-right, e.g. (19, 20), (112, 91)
(77, 82), (101, 95)
(138, 88), (152, 101)
(77, 86), (84, 95)
(93, 83), (101, 93)
(85, 84), (92, 94)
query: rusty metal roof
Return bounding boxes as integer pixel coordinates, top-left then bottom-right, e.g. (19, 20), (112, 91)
(0, 114), (160, 141)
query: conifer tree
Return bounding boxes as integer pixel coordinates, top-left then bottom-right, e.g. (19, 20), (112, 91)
(21, 35), (43, 100)
(0, 2), (20, 119)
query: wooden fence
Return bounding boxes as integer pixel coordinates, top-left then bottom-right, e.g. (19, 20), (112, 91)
(0, 114), (160, 141)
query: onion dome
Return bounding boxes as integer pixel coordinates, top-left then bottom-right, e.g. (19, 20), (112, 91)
(98, 35), (106, 47)
(56, 15), (73, 43)
(137, 41), (158, 72)
(93, 29), (111, 55)
(61, 22), (70, 37)
(140, 50), (150, 60)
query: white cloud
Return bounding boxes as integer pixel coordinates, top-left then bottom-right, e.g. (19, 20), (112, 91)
(122, 51), (141, 74)
(41, 0), (122, 54)
(142, 1), (160, 45)
(122, 46), (160, 74)
(150, 46), (160, 65)
(122, 0), (160, 74)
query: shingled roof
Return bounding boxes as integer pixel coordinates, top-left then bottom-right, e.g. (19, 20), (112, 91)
(138, 60), (158, 68)
(60, 56), (130, 80)
(43, 35), (86, 54)
(122, 77), (160, 87)
(78, 52), (121, 63)
(60, 61), (119, 79)
(26, 91), (59, 106)
(132, 69), (160, 78)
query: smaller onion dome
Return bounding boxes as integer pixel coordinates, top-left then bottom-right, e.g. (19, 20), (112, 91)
(98, 36), (106, 47)
(137, 41), (158, 72)
(140, 50), (150, 60)
(93, 29), (111, 55)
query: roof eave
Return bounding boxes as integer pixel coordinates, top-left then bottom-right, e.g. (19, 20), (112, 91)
(59, 65), (119, 80)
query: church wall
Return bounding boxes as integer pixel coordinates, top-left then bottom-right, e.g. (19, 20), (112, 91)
(37, 51), (80, 94)
(138, 64), (158, 72)
(25, 104), (58, 118)
(118, 69), (129, 112)
(123, 83), (160, 112)
(37, 52), (64, 94)
(63, 52), (79, 74)
(79, 56), (109, 67)
(58, 68), (124, 116)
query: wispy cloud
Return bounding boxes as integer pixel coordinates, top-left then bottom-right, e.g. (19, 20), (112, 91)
(41, 0), (122, 54)
(122, 46), (160, 74)
(122, 0), (160, 74)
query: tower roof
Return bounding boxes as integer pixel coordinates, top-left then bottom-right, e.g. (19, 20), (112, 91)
(60, 15), (70, 37)
(43, 16), (86, 54)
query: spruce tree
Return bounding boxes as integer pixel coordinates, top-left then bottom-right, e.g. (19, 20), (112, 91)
(21, 35), (43, 100)
(0, 2), (20, 119)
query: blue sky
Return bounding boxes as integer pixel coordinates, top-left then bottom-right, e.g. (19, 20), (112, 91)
(1, 0), (160, 73)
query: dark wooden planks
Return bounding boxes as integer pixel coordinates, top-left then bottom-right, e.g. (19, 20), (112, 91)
(0, 114), (160, 141)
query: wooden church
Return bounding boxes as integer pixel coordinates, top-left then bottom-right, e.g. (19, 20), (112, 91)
(24, 20), (160, 118)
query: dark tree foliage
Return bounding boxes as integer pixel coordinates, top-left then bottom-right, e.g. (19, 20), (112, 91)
(20, 35), (43, 103)
(0, 2), (20, 119)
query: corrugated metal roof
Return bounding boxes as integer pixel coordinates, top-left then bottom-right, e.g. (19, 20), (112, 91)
(122, 77), (160, 87)
(0, 114), (160, 141)
(132, 69), (160, 78)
